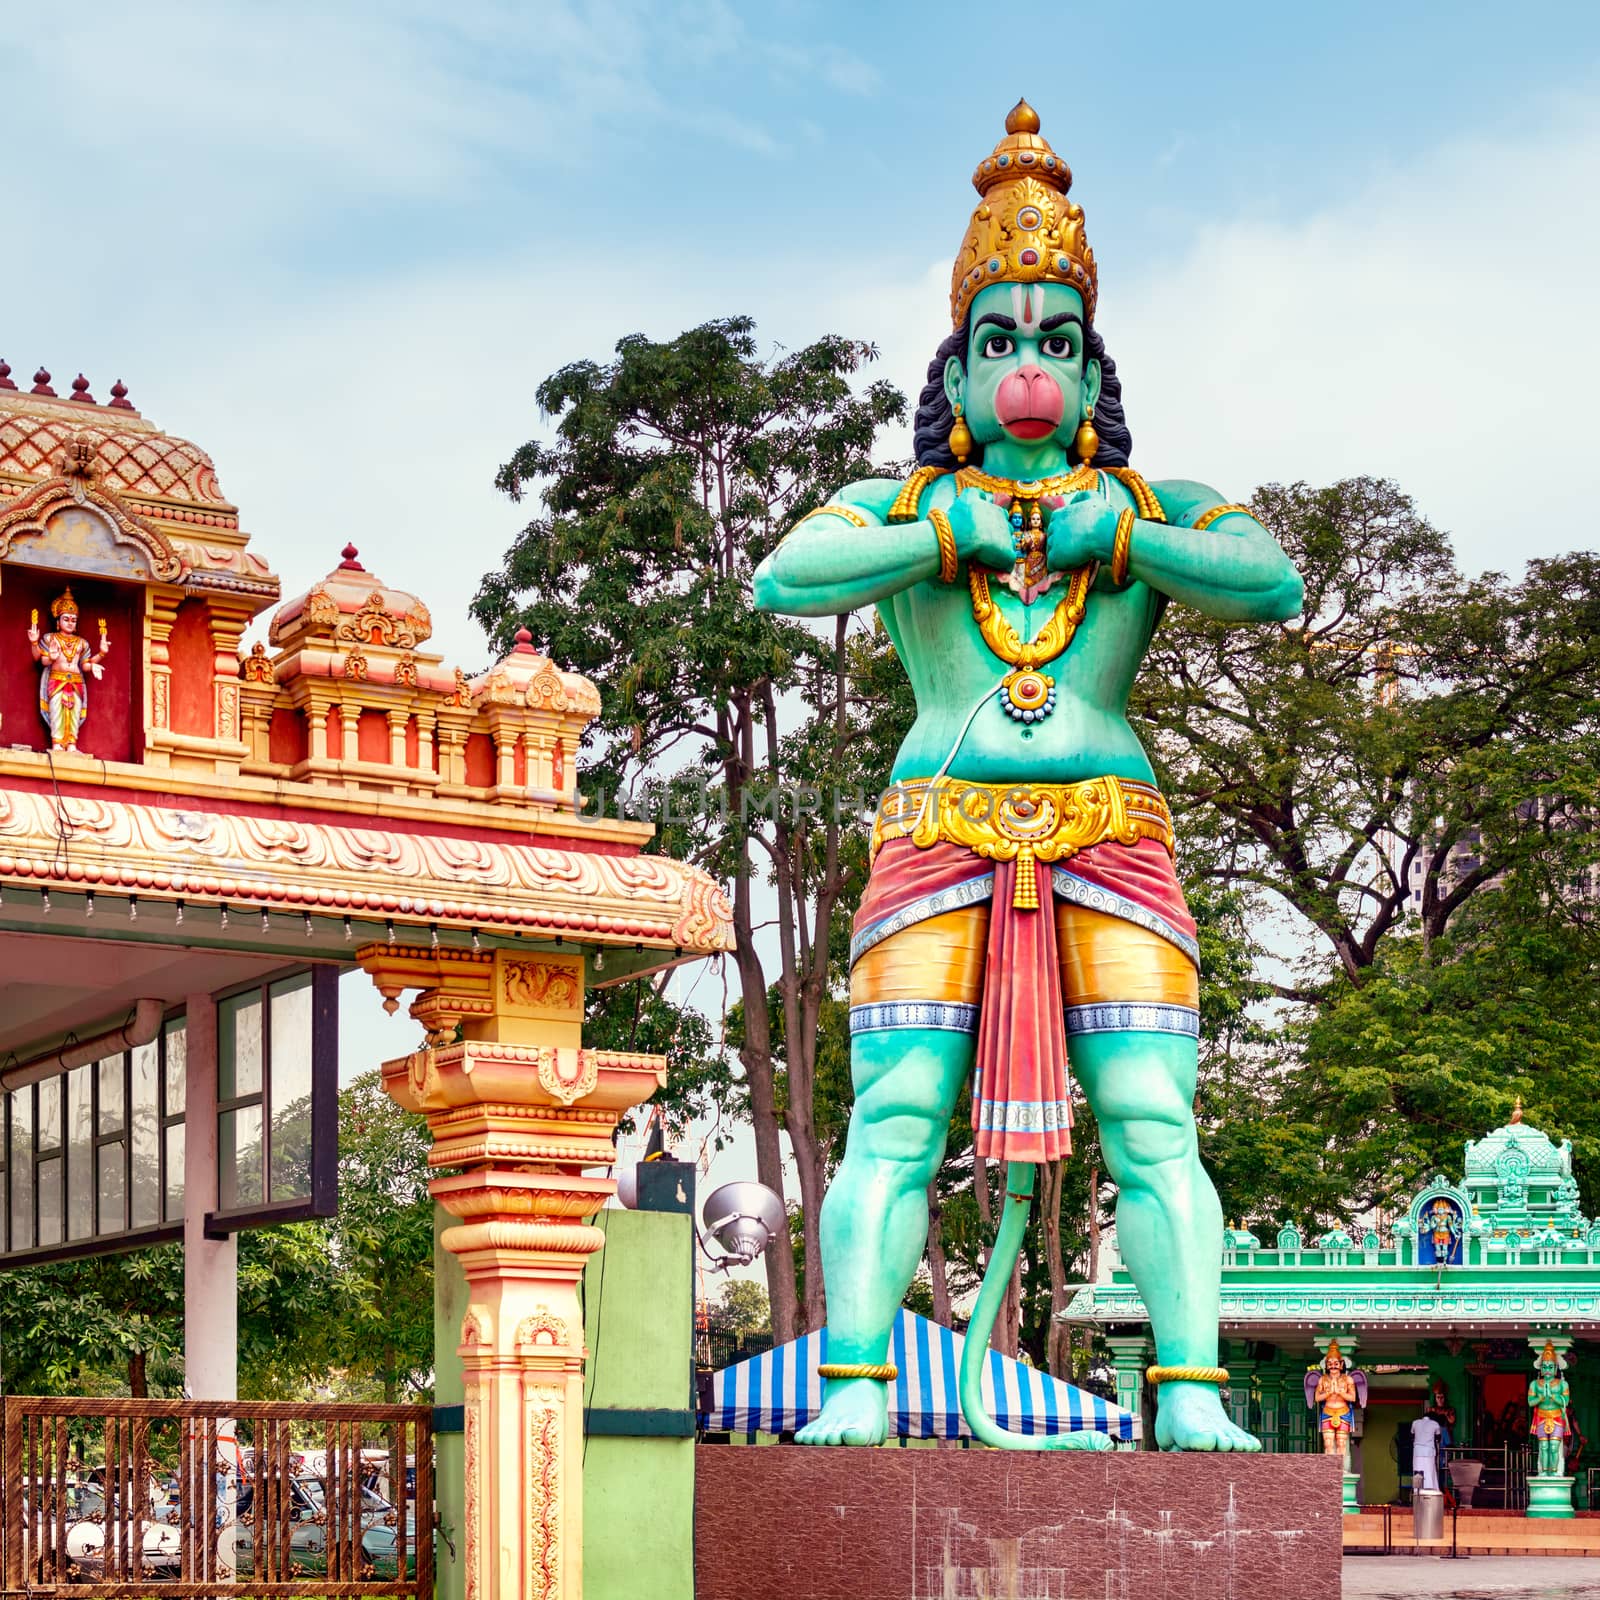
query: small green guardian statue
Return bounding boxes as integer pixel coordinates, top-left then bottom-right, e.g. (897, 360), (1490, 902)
(753, 101), (1303, 1451)
(1530, 1341), (1572, 1478)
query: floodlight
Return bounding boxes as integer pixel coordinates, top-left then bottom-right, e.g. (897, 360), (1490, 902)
(700, 1180), (785, 1269)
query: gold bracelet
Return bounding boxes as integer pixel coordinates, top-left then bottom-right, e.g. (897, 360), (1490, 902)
(1191, 503), (1252, 533)
(1110, 507), (1135, 586)
(928, 507), (959, 583)
(1145, 1365), (1230, 1386)
(818, 1363), (899, 1382)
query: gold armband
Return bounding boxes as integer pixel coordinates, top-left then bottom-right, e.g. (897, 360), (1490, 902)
(1191, 503), (1252, 533)
(1110, 507), (1135, 586)
(791, 503), (872, 533)
(818, 1363), (899, 1382)
(1145, 1365), (1230, 1386)
(929, 507), (959, 583)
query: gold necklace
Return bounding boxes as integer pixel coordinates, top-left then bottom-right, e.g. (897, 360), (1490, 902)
(968, 564), (1093, 723)
(954, 463), (1098, 499)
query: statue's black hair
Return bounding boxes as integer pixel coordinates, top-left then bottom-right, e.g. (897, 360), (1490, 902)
(911, 321), (1133, 471)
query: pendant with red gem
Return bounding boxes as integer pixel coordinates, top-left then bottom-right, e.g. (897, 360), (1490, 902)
(1000, 668), (1056, 722)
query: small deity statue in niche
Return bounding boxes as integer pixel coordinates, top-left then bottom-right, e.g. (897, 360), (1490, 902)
(28, 588), (109, 753)
(1529, 1340), (1572, 1478)
(1306, 1341), (1367, 1471)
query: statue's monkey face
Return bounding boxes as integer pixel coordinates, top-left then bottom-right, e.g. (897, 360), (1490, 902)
(944, 282), (1101, 453)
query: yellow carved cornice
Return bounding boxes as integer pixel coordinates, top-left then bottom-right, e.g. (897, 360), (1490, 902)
(0, 787), (734, 956)
(0, 473), (184, 582)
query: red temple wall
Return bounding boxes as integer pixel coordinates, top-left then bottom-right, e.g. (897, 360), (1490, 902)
(269, 708), (307, 766)
(405, 718), (419, 768)
(464, 731), (494, 788)
(325, 707), (344, 761)
(0, 572), (139, 762)
(167, 599), (214, 738)
(357, 709), (389, 765)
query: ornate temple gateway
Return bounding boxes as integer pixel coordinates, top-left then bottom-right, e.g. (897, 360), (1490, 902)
(1065, 1107), (1600, 1513)
(0, 369), (733, 1597)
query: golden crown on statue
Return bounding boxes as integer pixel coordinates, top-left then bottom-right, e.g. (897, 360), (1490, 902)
(49, 587), (79, 621)
(950, 99), (1098, 330)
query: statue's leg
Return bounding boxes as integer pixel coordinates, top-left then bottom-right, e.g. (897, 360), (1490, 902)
(1070, 1028), (1259, 1451)
(794, 1023), (972, 1446)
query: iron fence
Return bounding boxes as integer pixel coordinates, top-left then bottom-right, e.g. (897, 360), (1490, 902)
(1, 1395), (432, 1597)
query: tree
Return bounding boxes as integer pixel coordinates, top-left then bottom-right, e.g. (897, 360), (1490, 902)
(1134, 476), (1600, 1223)
(705, 1279), (771, 1343)
(475, 316), (907, 1340)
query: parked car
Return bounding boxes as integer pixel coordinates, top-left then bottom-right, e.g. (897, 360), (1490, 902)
(225, 1475), (421, 1580)
(19, 1483), (182, 1583)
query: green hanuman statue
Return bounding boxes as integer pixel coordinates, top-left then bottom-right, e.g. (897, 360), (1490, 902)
(753, 101), (1303, 1451)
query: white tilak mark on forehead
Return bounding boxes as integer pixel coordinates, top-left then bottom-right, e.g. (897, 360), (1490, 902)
(1011, 284), (1040, 335)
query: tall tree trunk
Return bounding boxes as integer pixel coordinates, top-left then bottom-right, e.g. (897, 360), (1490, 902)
(1041, 1158), (1071, 1379)
(925, 1181), (952, 1327)
(129, 1347), (147, 1400)
(727, 710), (799, 1342)
(1087, 1163), (1101, 1282)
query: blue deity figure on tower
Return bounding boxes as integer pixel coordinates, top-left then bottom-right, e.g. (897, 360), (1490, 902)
(753, 101), (1303, 1451)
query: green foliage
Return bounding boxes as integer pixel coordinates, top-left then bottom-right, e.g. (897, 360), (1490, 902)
(705, 1279), (771, 1342)
(475, 314), (909, 1338)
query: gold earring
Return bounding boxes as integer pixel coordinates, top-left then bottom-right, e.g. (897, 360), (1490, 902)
(1074, 408), (1099, 465)
(948, 401), (973, 465)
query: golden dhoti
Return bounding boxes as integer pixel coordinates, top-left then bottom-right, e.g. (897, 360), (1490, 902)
(850, 776), (1200, 1161)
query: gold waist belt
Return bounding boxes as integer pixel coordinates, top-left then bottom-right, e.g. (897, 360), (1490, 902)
(871, 776), (1174, 909)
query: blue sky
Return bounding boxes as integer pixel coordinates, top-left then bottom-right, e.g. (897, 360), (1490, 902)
(11, 1), (1599, 674)
(11, 3), (1600, 1196)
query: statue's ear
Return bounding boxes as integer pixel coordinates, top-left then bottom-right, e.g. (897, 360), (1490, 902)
(1082, 355), (1103, 417)
(943, 354), (966, 415)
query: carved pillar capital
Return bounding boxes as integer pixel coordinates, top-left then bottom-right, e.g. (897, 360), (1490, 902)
(361, 939), (666, 1600)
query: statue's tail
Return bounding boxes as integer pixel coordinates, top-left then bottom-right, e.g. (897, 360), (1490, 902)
(957, 1160), (1112, 1451)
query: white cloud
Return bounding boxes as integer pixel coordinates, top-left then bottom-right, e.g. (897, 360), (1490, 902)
(1104, 97), (1600, 579)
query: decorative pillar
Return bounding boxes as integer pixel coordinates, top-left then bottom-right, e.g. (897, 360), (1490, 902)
(360, 943), (667, 1600)
(388, 707), (410, 770)
(1527, 1330), (1575, 1520)
(1314, 1330), (1361, 1513)
(144, 588), (181, 753)
(1105, 1334), (1152, 1451)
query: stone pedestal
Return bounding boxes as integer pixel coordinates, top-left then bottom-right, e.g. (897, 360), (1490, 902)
(1527, 1473), (1575, 1519)
(695, 1447), (1344, 1600)
(362, 944), (668, 1600)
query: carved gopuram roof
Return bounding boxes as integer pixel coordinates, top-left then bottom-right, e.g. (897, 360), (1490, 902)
(0, 377), (278, 604)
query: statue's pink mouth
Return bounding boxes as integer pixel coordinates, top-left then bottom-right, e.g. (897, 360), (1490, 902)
(994, 366), (1064, 441)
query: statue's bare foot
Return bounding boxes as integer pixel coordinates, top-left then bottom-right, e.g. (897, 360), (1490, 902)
(1154, 1382), (1261, 1452)
(796, 1379), (888, 1446)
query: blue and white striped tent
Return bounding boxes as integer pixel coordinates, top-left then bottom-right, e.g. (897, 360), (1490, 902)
(702, 1308), (1139, 1443)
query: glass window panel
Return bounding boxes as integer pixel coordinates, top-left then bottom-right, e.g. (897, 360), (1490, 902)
(97, 1142), (126, 1233)
(164, 1125), (185, 1224)
(164, 1022), (187, 1120)
(218, 1106), (263, 1213)
(131, 1043), (160, 1230)
(220, 995), (262, 1102)
(98, 1054), (124, 1135)
(67, 1066), (93, 1240)
(9, 1090), (31, 1252)
(37, 1077), (61, 1153)
(269, 977), (314, 1202)
(37, 1157), (61, 1247)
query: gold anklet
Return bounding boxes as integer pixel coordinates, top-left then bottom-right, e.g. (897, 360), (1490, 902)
(1145, 1365), (1230, 1386)
(818, 1362), (899, 1381)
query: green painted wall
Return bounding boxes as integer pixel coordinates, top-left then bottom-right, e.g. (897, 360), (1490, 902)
(582, 1208), (695, 1600)
(432, 1202), (467, 1600)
